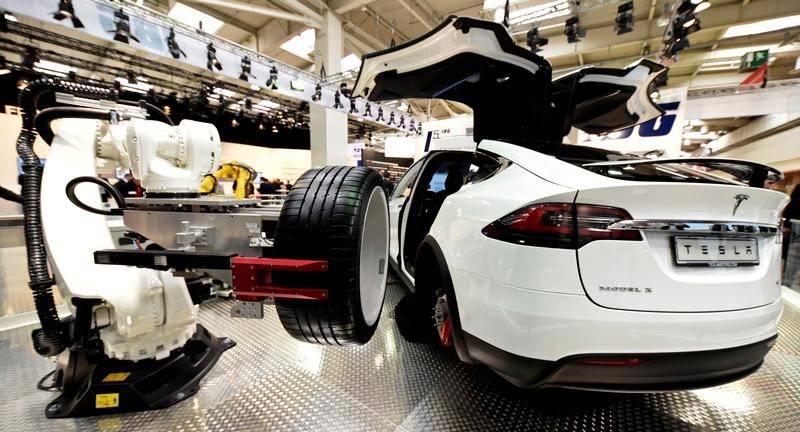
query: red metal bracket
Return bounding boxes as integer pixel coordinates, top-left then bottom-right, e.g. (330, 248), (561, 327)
(231, 257), (329, 302)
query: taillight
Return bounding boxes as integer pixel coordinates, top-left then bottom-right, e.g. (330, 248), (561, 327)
(481, 203), (641, 249)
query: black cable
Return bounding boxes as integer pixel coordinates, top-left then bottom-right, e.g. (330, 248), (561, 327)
(138, 100), (174, 126)
(65, 176), (126, 216)
(0, 185), (22, 204)
(34, 107), (112, 145)
(36, 369), (59, 392)
(17, 78), (117, 357)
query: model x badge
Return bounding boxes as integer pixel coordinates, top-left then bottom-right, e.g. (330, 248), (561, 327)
(732, 194), (749, 216)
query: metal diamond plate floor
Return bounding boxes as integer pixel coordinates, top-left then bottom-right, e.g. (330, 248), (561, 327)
(3, 277), (800, 431)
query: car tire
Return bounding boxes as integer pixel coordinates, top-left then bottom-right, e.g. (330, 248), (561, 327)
(273, 166), (390, 345)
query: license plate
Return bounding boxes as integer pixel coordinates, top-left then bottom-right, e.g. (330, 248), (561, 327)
(674, 236), (759, 267)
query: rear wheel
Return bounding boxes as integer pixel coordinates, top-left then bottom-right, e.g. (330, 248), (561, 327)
(273, 166), (389, 345)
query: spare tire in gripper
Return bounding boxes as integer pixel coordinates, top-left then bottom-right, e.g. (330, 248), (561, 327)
(272, 166), (390, 345)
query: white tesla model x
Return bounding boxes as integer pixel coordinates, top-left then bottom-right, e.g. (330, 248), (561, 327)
(353, 16), (790, 390)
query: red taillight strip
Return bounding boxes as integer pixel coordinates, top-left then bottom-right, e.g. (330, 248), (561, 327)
(482, 202), (641, 249)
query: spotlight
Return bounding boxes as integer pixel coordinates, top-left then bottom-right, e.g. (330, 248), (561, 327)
(110, 8), (138, 44)
(312, 83), (322, 102)
(53, 0), (84, 28)
(266, 64), (278, 89)
(525, 25), (548, 53)
(333, 90), (343, 109)
(564, 16), (586, 43)
(614, 1), (634, 35)
(239, 56), (251, 81)
(166, 27), (186, 59)
(340, 82), (352, 98)
(22, 46), (39, 69)
(206, 43), (222, 71)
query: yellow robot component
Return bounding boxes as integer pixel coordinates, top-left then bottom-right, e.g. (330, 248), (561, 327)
(199, 160), (256, 198)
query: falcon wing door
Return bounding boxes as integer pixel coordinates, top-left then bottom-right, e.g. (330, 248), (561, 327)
(550, 59), (668, 136)
(352, 16), (553, 146)
(352, 16), (669, 145)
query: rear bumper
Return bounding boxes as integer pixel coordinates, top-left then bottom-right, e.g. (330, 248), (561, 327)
(465, 332), (777, 391)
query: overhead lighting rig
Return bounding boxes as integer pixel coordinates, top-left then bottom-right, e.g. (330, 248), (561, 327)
(206, 43), (222, 71)
(564, 16), (586, 43)
(614, 1), (634, 35)
(53, 0), (84, 28)
(110, 8), (138, 44)
(525, 24), (548, 52)
(166, 27), (186, 59)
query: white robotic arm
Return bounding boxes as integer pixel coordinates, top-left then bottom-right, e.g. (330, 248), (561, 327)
(41, 118), (221, 361)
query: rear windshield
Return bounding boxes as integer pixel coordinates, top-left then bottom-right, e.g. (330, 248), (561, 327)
(582, 162), (742, 185)
(550, 144), (777, 187)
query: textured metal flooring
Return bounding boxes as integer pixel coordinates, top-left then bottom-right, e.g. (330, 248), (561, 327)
(3, 278), (800, 431)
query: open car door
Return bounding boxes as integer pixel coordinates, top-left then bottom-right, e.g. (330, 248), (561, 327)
(353, 16), (668, 145)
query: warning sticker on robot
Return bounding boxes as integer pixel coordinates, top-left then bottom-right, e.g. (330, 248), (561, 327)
(102, 372), (131, 382)
(95, 393), (120, 409)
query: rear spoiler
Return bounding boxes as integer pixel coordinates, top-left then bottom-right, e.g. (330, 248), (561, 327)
(583, 158), (784, 187)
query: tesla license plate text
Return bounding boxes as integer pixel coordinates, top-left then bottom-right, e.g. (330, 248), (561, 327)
(674, 236), (759, 267)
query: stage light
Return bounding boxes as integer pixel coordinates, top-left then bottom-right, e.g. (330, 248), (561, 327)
(239, 56), (251, 81)
(312, 83), (322, 102)
(266, 63), (278, 89)
(525, 25), (548, 52)
(22, 46), (39, 69)
(614, 1), (634, 35)
(333, 90), (343, 109)
(564, 16), (586, 43)
(111, 8), (139, 44)
(340, 82), (351, 98)
(166, 27), (186, 59)
(206, 43), (222, 71)
(53, 0), (84, 28)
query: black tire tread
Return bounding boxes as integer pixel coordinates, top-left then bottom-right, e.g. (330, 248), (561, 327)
(273, 166), (385, 346)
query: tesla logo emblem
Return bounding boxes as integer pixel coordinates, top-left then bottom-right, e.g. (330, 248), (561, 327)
(732, 194), (749, 216)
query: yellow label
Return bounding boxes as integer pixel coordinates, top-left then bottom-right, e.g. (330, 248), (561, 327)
(102, 372), (131, 382)
(95, 393), (120, 409)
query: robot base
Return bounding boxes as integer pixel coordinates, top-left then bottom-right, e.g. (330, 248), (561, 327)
(45, 323), (235, 418)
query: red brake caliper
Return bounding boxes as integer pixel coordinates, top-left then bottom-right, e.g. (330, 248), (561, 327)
(440, 317), (452, 347)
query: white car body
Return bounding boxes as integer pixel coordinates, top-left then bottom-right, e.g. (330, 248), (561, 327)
(358, 16), (790, 390)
